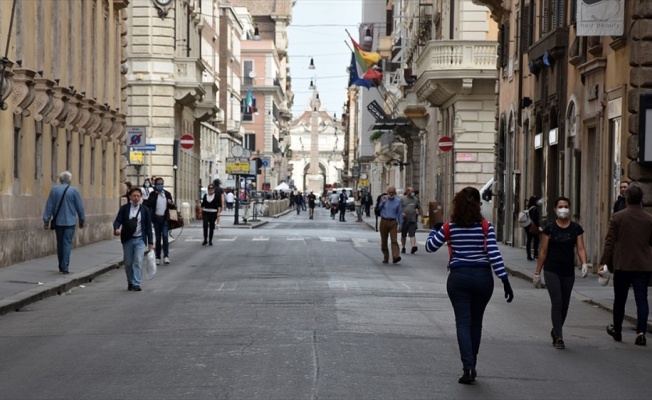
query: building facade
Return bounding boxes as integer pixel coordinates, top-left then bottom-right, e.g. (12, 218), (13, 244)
(0, 0), (128, 267)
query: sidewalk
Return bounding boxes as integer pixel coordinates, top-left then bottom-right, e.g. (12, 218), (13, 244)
(0, 207), (293, 316)
(359, 213), (650, 333)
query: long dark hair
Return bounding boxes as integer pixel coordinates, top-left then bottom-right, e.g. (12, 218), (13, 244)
(451, 187), (483, 227)
(527, 196), (538, 208)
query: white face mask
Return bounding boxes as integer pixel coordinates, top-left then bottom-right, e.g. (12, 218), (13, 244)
(556, 207), (570, 219)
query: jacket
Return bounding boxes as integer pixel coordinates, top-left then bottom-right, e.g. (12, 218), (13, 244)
(43, 184), (85, 227)
(113, 203), (153, 246)
(145, 189), (175, 217)
(599, 204), (652, 272)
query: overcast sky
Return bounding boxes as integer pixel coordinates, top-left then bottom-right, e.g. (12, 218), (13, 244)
(287, 0), (362, 118)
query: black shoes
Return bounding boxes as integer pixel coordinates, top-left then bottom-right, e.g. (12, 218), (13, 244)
(554, 338), (565, 349)
(527, 255), (534, 261)
(132, 286), (142, 292)
(635, 334), (646, 346)
(209, 241), (213, 246)
(393, 257), (401, 264)
(550, 329), (556, 345)
(202, 240), (207, 246)
(401, 247), (406, 254)
(128, 284), (134, 291)
(607, 324), (622, 342)
(411, 246), (418, 254)
(61, 271), (70, 274)
(458, 369), (476, 384)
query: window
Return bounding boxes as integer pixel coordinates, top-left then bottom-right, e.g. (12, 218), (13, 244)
(51, 130), (58, 181)
(500, 22), (510, 68)
(66, 130), (72, 171)
(243, 60), (253, 86)
(79, 135), (84, 184)
(35, 123), (43, 180)
(244, 133), (256, 152)
(241, 97), (256, 122)
(101, 145), (106, 186)
(90, 139), (96, 185)
(521, 4), (533, 53)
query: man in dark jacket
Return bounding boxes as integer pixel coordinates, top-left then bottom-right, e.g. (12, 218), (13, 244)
(612, 181), (628, 213)
(338, 190), (347, 222)
(146, 177), (176, 265)
(362, 191), (373, 217)
(600, 184), (652, 346)
(114, 188), (153, 291)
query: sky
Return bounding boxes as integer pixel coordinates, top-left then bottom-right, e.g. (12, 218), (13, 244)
(287, 0), (362, 119)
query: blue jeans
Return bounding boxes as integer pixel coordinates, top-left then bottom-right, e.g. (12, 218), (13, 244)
(122, 237), (145, 286)
(153, 216), (169, 259)
(613, 270), (652, 334)
(55, 226), (75, 272)
(447, 267), (494, 370)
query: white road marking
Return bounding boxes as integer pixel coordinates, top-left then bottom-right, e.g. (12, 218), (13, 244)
(287, 237), (305, 241)
(252, 236), (269, 241)
(320, 237), (336, 242)
(218, 237), (237, 241)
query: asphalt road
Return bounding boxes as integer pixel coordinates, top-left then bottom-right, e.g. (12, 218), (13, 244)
(1, 207), (651, 399)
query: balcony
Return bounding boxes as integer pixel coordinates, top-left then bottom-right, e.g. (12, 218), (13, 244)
(413, 40), (498, 106)
(174, 58), (206, 106)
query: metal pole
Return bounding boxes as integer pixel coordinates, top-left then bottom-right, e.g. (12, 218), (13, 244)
(234, 174), (240, 225)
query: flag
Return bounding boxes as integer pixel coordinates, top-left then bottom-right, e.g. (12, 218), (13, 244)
(245, 89), (254, 113)
(362, 67), (383, 85)
(348, 52), (372, 89)
(351, 38), (382, 70)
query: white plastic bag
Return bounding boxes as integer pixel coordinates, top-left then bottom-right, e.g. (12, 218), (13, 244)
(144, 250), (157, 280)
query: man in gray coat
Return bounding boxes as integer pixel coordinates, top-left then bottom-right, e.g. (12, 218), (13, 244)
(43, 171), (85, 274)
(600, 184), (652, 346)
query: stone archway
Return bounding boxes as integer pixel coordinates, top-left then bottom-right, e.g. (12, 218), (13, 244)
(303, 162), (327, 193)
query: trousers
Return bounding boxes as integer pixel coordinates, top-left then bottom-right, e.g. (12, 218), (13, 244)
(379, 218), (399, 261)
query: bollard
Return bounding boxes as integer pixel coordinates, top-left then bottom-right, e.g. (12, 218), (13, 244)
(181, 202), (191, 223)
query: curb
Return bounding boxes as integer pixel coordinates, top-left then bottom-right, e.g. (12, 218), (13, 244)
(0, 259), (123, 316)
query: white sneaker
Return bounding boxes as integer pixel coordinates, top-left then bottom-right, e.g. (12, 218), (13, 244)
(156, 258), (161, 265)
(164, 257), (170, 264)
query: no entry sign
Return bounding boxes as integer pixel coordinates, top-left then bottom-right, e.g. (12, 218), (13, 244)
(438, 136), (453, 152)
(179, 134), (194, 149)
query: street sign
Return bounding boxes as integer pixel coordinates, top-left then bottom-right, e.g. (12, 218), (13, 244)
(438, 136), (453, 152)
(126, 126), (146, 147)
(130, 144), (157, 152)
(226, 157), (251, 174)
(261, 157), (271, 168)
(179, 134), (194, 149)
(367, 100), (389, 121)
(129, 151), (144, 165)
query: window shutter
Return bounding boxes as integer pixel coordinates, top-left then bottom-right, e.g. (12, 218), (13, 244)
(521, 4), (530, 54)
(501, 22), (510, 68)
(243, 61), (253, 85)
(542, 0), (550, 34)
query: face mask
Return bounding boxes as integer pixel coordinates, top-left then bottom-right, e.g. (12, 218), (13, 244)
(131, 199), (140, 206)
(410, 193), (415, 198)
(556, 208), (570, 219)
(144, 183), (150, 188)
(388, 195), (395, 200)
(156, 184), (164, 191)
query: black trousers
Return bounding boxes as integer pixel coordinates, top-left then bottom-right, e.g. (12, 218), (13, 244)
(203, 211), (217, 242)
(339, 204), (346, 221)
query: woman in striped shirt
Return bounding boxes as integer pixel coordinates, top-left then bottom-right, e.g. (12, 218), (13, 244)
(426, 187), (514, 384)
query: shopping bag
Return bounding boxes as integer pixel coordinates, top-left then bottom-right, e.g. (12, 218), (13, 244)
(167, 209), (184, 230)
(144, 250), (157, 280)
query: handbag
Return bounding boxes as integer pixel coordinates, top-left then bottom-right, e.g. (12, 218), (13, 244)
(120, 206), (141, 243)
(50, 185), (71, 230)
(528, 222), (540, 235)
(167, 209), (184, 230)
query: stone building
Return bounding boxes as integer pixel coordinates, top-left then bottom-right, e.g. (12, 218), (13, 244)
(474, 0), (648, 262)
(125, 0), (218, 211)
(0, 0), (128, 267)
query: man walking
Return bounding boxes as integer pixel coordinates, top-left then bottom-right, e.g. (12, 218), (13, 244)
(113, 188), (153, 291)
(338, 190), (348, 222)
(400, 186), (422, 254)
(362, 190), (373, 217)
(600, 184), (652, 346)
(146, 177), (176, 265)
(43, 171), (85, 274)
(376, 185), (403, 264)
(307, 191), (317, 219)
(613, 181), (628, 213)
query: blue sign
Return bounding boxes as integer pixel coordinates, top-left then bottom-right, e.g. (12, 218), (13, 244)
(262, 159), (270, 168)
(130, 144), (157, 152)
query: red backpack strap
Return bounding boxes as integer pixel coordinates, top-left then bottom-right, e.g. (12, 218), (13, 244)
(443, 221), (452, 260)
(482, 219), (489, 253)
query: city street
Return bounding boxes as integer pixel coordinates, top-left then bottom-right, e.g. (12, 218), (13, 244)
(0, 208), (651, 400)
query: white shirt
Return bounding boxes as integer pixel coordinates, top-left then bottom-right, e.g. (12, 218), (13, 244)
(226, 192), (235, 202)
(130, 204), (142, 237)
(155, 192), (167, 216)
(141, 186), (153, 200)
(329, 193), (339, 205)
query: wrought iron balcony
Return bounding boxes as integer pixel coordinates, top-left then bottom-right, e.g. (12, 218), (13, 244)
(413, 40), (498, 106)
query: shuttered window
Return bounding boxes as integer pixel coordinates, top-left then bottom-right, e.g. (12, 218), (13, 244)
(521, 4), (532, 53)
(500, 22), (510, 68)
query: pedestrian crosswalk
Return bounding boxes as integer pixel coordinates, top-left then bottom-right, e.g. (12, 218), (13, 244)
(186, 235), (376, 244)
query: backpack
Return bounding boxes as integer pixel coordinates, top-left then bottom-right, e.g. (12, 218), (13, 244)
(518, 206), (535, 227)
(374, 193), (387, 217)
(442, 220), (490, 262)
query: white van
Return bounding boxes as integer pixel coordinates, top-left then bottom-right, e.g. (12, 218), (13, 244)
(331, 187), (355, 211)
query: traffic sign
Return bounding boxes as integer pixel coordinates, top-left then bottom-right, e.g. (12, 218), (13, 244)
(126, 127), (146, 147)
(261, 157), (271, 168)
(179, 134), (194, 149)
(130, 144), (157, 152)
(438, 136), (453, 152)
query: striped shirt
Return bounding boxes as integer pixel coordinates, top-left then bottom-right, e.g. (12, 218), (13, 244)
(425, 221), (508, 280)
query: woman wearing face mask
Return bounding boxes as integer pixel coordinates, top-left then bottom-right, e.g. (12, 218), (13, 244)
(140, 179), (153, 201)
(533, 196), (589, 350)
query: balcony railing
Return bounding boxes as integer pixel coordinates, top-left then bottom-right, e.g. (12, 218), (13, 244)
(415, 40), (498, 76)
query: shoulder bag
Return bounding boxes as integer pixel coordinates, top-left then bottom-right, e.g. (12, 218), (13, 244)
(50, 185), (71, 230)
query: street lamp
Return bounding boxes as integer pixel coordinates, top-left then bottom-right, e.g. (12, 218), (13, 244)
(253, 26), (261, 41)
(309, 57), (315, 69)
(363, 26), (373, 44)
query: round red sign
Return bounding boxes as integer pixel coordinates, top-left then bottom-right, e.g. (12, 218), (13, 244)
(179, 134), (194, 149)
(438, 136), (453, 152)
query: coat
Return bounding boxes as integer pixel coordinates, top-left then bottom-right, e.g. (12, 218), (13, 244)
(145, 189), (175, 217)
(599, 204), (652, 272)
(113, 203), (153, 246)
